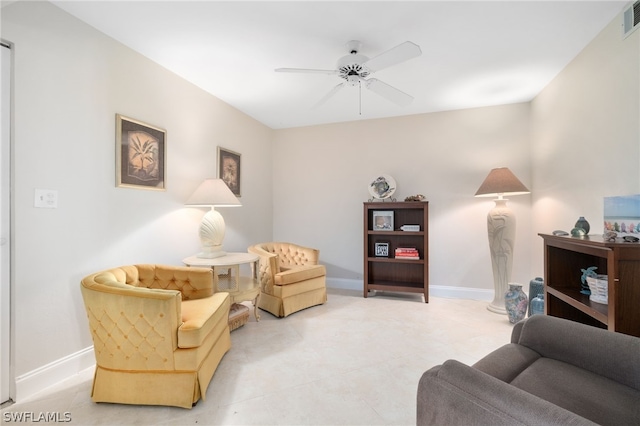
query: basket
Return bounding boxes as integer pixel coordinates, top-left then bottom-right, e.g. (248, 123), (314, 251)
(586, 275), (608, 304)
(228, 303), (249, 331)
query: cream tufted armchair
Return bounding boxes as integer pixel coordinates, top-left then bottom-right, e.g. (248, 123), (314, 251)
(248, 242), (327, 317)
(80, 264), (230, 409)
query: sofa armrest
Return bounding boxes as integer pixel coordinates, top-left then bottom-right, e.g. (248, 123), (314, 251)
(417, 360), (597, 426)
(516, 315), (640, 390)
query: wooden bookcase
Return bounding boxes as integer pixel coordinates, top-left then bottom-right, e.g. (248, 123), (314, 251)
(363, 202), (429, 302)
(539, 233), (640, 337)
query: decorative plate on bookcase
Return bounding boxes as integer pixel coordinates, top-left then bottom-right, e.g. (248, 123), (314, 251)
(369, 175), (396, 200)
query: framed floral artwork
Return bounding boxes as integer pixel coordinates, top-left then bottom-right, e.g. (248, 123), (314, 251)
(217, 146), (241, 197)
(116, 114), (166, 190)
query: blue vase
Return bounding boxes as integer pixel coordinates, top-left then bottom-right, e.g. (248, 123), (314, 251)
(528, 277), (544, 317)
(530, 293), (544, 316)
(505, 283), (528, 324)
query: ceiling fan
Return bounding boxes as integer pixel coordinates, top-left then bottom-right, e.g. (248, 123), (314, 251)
(275, 40), (422, 111)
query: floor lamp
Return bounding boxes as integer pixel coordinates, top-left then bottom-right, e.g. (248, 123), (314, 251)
(475, 167), (530, 314)
(185, 178), (241, 259)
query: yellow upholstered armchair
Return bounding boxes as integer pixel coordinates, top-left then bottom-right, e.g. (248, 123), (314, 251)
(80, 264), (231, 409)
(248, 242), (327, 317)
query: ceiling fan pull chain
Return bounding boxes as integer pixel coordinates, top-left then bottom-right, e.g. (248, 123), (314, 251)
(359, 80), (362, 115)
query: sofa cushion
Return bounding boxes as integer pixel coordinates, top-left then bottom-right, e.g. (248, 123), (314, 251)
(418, 360), (598, 426)
(516, 315), (640, 390)
(473, 343), (540, 383)
(178, 292), (229, 348)
(275, 264), (326, 285)
(511, 357), (640, 426)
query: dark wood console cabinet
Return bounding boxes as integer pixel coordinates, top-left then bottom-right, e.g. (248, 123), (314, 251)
(539, 233), (640, 337)
(364, 202), (429, 302)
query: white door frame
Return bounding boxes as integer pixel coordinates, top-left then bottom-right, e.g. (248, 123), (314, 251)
(1, 40), (13, 405)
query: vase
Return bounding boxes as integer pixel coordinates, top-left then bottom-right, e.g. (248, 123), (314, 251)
(504, 283), (528, 324)
(530, 293), (544, 316)
(528, 277), (544, 317)
(575, 217), (590, 234)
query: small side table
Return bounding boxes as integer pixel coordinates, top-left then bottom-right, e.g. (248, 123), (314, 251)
(183, 252), (261, 321)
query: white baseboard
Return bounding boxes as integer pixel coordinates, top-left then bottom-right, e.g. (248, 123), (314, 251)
(326, 278), (494, 301)
(15, 346), (95, 402)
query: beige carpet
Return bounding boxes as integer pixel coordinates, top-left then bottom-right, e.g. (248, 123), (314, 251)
(2, 288), (513, 425)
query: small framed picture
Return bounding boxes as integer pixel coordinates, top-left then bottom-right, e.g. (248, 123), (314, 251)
(372, 210), (394, 231)
(375, 242), (390, 257)
(116, 114), (166, 191)
(217, 146), (241, 197)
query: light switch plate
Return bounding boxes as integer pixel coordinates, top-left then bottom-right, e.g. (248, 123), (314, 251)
(34, 189), (58, 208)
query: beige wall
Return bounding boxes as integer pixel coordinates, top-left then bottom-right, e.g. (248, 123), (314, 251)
(530, 14), (640, 272)
(273, 104), (533, 296)
(1, 1), (273, 395)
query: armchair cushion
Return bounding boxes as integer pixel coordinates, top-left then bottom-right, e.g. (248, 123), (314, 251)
(179, 292), (229, 348)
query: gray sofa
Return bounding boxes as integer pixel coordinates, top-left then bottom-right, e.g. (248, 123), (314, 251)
(417, 314), (640, 425)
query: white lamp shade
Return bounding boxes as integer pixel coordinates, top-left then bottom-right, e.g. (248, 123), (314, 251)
(185, 178), (241, 207)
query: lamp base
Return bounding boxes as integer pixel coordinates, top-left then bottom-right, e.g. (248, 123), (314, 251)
(197, 208), (227, 259)
(487, 301), (507, 315)
(486, 198), (515, 316)
(197, 246), (226, 259)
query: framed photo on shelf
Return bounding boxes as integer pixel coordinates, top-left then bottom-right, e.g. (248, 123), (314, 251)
(217, 146), (241, 197)
(116, 114), (166, 191)
(375, 242), (390, 257)
(372, 210), (394, 231)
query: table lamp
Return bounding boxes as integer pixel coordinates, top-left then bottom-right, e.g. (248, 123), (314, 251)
(475, 167), (530, 314)
(185, 178), (241, 258)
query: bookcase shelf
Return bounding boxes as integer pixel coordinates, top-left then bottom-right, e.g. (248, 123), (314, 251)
(363, 201), (429, 302)
(539, 233), (640, 337)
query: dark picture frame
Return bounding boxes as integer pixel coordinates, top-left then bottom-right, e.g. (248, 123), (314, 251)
(375, 242), (390, 257)
(116, 114), (166, 191)
(217, 146), (241, 197)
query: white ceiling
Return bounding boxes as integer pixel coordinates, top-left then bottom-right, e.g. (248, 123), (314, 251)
(48, 1), (628, 129)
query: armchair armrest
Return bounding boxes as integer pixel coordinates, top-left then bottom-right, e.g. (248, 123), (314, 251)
(275, 264), (326, 285)
(417, 360), (597, 426)
(249, 245), (279, 292)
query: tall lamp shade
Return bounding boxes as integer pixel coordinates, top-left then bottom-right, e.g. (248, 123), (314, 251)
(475, 167), (530, 314)
(185, 179), (241, 259)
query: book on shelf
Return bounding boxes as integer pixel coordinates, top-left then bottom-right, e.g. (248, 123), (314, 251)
(395, 247), (419, 259)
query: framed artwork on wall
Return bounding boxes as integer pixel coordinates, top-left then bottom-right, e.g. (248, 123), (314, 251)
(116, 114), (166, 191)
(372, 210), (394, 231)
(217, 146), (241, 197)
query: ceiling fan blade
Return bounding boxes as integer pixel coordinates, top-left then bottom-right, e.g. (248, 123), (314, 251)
(365, 78), (414, 106)
(312, 83), (344, 109)
(275, 68), (337, 75)
(363, 41), (422, 73)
